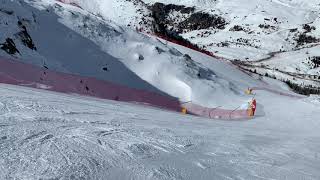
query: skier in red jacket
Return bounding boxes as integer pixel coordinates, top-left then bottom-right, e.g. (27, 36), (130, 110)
(248, 99), (257, 117)
(251, 99), (257, 116)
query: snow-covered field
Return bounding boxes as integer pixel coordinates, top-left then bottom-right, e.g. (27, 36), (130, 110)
(0, 84), (320, 179)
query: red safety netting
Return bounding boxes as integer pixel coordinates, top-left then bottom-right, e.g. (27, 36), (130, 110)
(0, 57), (257, 120)
(146, 31), (228, 61)
(183, 103), (252, 120)
(56, 0), (82, 9)
(0, 58), (180, 111)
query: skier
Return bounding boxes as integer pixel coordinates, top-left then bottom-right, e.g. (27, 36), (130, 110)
(248, 99), (257, 117)
(245, 87), (253, 95)
(251, 99), (257, 116)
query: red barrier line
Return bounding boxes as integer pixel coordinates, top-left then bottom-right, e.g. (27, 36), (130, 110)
(183, 103), (252, 120)
(0, 57), (181, 112)
(148, 31), (228, 61)
(56, 0), (83, 9)
(0, 57), (255, 120)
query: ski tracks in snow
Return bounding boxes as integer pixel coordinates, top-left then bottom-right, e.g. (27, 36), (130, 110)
(0, 86), (197, 179)
(0, 84), (319, 179)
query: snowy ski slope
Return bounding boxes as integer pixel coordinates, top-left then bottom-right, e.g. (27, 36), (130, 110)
(0, 83), (319, 179)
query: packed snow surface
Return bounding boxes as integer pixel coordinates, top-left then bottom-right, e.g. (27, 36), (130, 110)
(0, 84), (320, 179)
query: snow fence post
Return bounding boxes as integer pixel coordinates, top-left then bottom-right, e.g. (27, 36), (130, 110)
(180, 101), (192, 115)
(181, 107), (187, 114)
